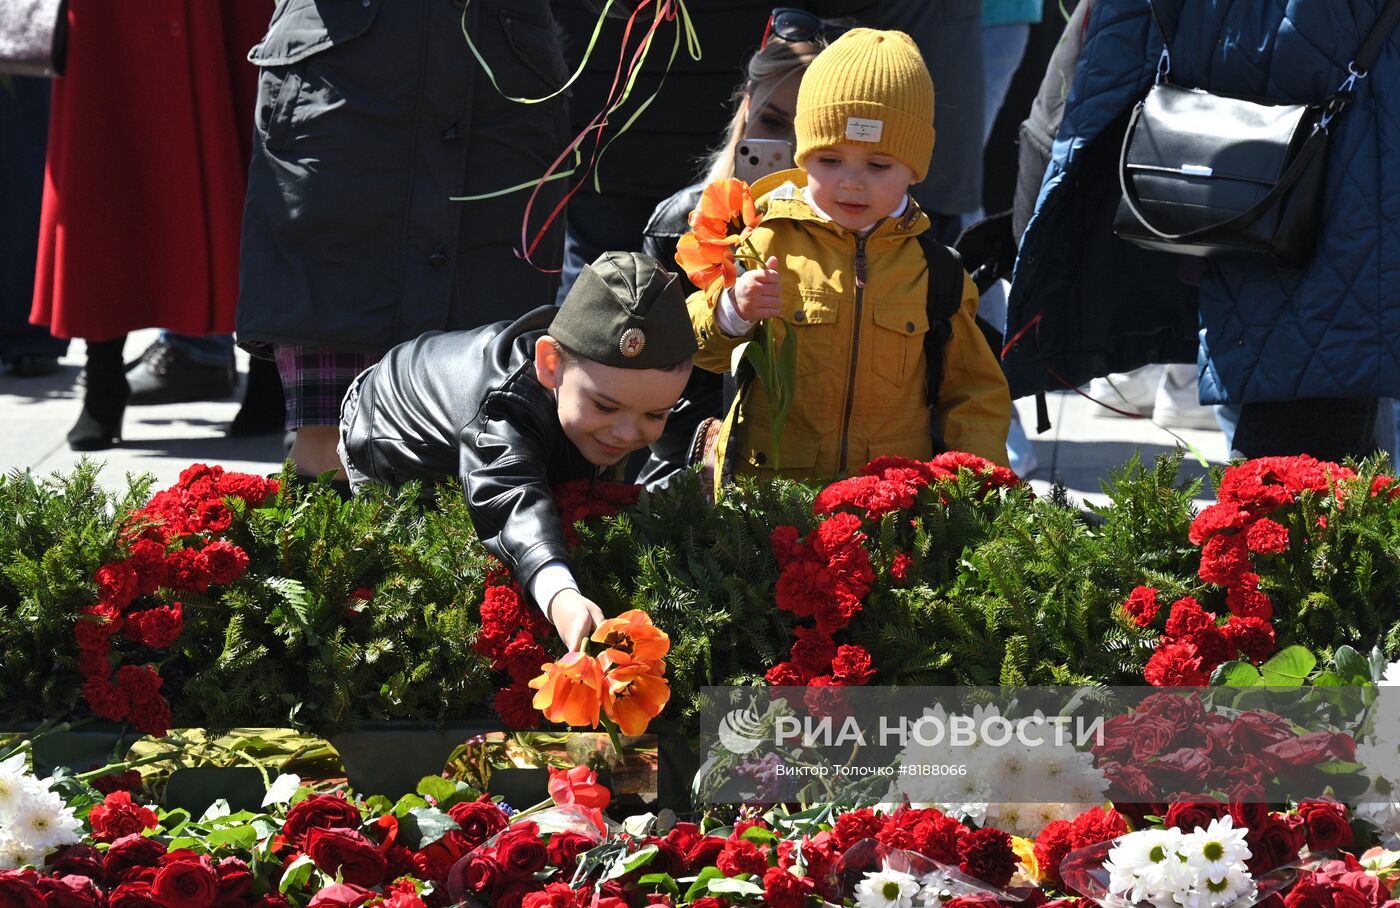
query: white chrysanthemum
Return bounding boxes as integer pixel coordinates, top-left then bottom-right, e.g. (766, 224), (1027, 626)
(0, 751), (29, 816)
(1185, 816), (1251, 883)
(9, 788), (82, 852)
(1191, 866), (1254, 908)
(855, 867), (921, 908)
(0, 832), (45, 871)
(1106, 828), (1188, 906)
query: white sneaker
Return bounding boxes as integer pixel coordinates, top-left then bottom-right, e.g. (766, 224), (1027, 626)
(1153, 364), (1220, 430)
(1087, 366), (1161, 416)
(1006, 410), (1039, 477)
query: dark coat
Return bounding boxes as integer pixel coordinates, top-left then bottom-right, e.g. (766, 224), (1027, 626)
(236, 0), (570, 353)
(1004, 0), (1400, 405)
(340, 307), (596, 591)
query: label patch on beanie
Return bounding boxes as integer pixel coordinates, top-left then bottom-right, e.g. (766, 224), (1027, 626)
(846, 117), (884, 142)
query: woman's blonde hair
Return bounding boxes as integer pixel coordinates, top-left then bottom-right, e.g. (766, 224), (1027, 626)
(700, 38), (824, 184)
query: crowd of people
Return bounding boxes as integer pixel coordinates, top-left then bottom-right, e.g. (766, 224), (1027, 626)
(4, 1), (1400, 647)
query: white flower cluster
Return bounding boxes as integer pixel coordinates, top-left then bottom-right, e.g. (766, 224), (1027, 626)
(854, 864), (977, 908)
(888, 704), (1109, 837)
(1353, 659), (1400, 845)
(1103, 817), (1254, 908)
(0, 752), (83, 870)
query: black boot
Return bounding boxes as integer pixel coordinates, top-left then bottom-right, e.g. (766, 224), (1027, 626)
(228, 355), (286, 437)
(68, 337), (130, 451)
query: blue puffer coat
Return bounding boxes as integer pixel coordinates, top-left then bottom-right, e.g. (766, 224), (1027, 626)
(1003, 0), (1400, 405)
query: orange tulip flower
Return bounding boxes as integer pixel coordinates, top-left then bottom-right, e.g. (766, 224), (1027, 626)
(689, 178), (761, 245)
(674, 232), (738, 298)
(601, 656), (671, 736)
(529, 651), (604, 729)
(591, 609), (670, 667)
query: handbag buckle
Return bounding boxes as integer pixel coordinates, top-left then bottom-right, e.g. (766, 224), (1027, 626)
(1321, 65), (1367, 130)
(1155, 46), (1171, 85)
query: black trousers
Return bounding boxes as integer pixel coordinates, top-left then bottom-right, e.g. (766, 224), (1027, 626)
(1231, 397), (1379, 463)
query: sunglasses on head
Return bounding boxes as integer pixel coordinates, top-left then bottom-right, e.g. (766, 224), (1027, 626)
(760, 7), (851, 49)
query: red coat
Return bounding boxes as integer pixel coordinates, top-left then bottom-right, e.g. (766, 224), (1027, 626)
(30, 1), (270, 341)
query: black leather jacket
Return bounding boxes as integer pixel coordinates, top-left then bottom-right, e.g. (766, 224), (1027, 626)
(341, 306), (595, 590)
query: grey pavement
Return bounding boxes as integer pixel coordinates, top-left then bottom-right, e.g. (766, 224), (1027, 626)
(1, 328), (1226, 505)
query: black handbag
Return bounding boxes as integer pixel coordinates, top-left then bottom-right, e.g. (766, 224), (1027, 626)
(0, 0), (68, 78)
(1113, 0), (1400, 266)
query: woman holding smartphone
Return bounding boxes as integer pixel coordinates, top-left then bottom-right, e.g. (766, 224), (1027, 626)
(634, 10), (848, 487)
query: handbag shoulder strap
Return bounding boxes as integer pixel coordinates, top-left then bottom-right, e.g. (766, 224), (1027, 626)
(1355, 0), (1400, 74)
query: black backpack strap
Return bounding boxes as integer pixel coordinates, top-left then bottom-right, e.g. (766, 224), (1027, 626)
(915, 233), (968, 450)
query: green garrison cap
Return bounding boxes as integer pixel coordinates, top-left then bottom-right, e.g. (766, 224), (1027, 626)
(549, 251), (698, 369)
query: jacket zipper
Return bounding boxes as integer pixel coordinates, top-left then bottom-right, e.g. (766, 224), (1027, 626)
(838, 235), (869, 476)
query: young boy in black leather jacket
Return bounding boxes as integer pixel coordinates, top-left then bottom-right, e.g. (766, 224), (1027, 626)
(338, 252), (696, 651)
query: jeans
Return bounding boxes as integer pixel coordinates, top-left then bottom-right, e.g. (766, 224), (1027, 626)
(1231, 397), (1378, 462)
(158, 331), (235, 367)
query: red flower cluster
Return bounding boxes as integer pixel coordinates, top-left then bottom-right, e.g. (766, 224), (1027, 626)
(814, 453), (1020, 521)
(552, 480), (641, 548)
(1092, 693), (1357, 833)
(473, 574), (553, 730)
(765, 513), (876, 696)
(1284, 854), (1396, 908)
(77, 465), (277, 736)
(1034, 806), (1129, 890)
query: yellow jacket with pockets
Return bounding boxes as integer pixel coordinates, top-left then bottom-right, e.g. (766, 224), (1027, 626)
(688, 169), (1012, 497)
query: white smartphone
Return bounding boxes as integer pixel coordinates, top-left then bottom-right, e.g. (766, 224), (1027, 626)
(734, 138), (794, 183)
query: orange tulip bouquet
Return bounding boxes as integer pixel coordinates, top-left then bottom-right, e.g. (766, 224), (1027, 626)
(674, 178), (797, 468)
(528, 609), (671, 757)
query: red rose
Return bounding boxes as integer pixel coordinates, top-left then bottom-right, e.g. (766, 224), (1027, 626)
(446, 797), (509, 848)
(282, 794), (363, 849)
(45, 845), (105, 881)
(1328, 883), (1371, 908)
(96, 562), (141, 609)
(126, 694), (173, 738)
(306, 883), (373, 908)
(1129, 717), (1178, 761)
(81, 677), (130, 723)
(520, 882), (587, 908)
(254, 894), (290, 908)
(459, 854), (501, 896)
(1122, 586), (1160, 627)
(36, 875), (102, 908)
(496, 830), (549, 880)
(1297, 799), (1353, 851)
(152, 855), (219, 908)
(104, 833), (169, 881)
(215, 856), (254, 903)
(958, 827), (1015, 890)
(1164, 801), (1228, 834)
(547, 765), (610, 810)
(108, 880), (159, 908)
(494, 881), (547, 908)
(306, 827), (389, 887)
(131, 604), (184, 649)
(546, 832), (598, 874)
(88, 791), (159, 842)
(1262, 732), (1357, 774)
(689, 900), (726, 908)
(200, 540), (250, 586)
(1228, 712), (1295, 753)
(762, 866), (810, 908)
(715, 839), (768, 878)
(683, 836), (726, 873)
(0, 871), (43, 908)
(1248, 814), (1305, 874)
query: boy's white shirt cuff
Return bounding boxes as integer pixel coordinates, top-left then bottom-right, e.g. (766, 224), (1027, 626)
(530, 561), (579, 616)
(717, 288), (756, 337)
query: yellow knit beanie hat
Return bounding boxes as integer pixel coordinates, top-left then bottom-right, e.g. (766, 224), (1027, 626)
(794, 28), (935, 182)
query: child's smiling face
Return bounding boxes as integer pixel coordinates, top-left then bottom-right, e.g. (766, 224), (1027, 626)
(803, 141), (915, 233)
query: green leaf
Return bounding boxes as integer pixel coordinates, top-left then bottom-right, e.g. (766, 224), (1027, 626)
(602, 845), (659, 881)
(398, 807), (459, 849)
(415, 775), (473, 808)
(1333, 645), (1370, 682)
(391, 794), (430, 816)
(263, 576), (312, 629)
(279, 854), (316, 894)
(1211, 661), (1262, 687)
(709, 876), (764, 896)
(684, 867), (726, 901)
(638, 873), (681, 900)
(200, 800), (232, 823)
(167, 836), (199, 852)
(740, 825), (779, 845)
(1260, 646), (1317, 686)
(206, 825), (259, 849)
(363, 795), (394, 815)
(1311, 671), (1347, 687)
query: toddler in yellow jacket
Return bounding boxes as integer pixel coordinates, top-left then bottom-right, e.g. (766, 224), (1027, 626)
(689, 28), (1012, 490)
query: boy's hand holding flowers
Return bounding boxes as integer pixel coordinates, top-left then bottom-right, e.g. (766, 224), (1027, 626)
(547, 589), (606, 652)
(734, 255), (783, 323)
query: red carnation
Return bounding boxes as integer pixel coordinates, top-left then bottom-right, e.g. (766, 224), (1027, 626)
(1164, 597), (1215, 640)
(126, 694), (172, 738)
(1245, 518), (1290, 554)
(765, 662), (804, 686)
(501, 632), (549, 683)
(164, 548), (211, 593)
(81, 677), (130, 723)
(200, 539), (250, 585)
(1222, 616), (1277, 663)
(958, 827), (1015, 890)
(715, 839), (768, 878)
(762, 866), (810, 908)
(195, 498), (233, 533)
(495, 682), (543, 729)
(1189, 503), (1252, 545)
(77, 603), (123, 649)
(1034, 820), (1074, 889)
(218, 472), (278, 507)
(1144, 640), (1209, 687)
(129, 603), (184, 649)
(95, 562), (141, 610)
(115, 664), (163, 702)
(831, 644), (874, 686)
(832, 807), (885, 851)
(1199, 533), (1251, 586)
(1122, 586), (1160, 628)
(88, 791), (159, 842)
(891, 552), (913, 581)
(1227, 574), (1274, 621)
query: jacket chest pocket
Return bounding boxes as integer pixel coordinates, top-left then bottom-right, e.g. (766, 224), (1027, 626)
(782, 290), (839, 380)
(868, 299), (929, 389)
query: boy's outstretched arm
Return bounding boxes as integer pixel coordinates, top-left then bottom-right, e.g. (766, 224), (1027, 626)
(460, 399), (603, 650)
(937, 272), (1014, 466)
